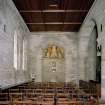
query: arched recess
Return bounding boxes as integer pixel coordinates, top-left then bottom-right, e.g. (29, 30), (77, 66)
(91, 19), (101, 82)
(85, 19), (101, 81)
(94, 21), (101, 83)
(30, 35), (76, 82)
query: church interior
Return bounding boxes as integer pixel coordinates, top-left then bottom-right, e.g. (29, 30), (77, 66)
(0, 0), (105, 104)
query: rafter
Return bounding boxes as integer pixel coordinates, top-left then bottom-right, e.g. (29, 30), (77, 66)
(26, 22), (82, 25)
(20, 10), (88, 13)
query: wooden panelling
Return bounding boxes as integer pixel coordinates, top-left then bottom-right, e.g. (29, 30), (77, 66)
(66, 0), (94, 10)
(43, 12), (64, 22)
(20, 12), (43, 23)
(64, 12), (88, 22)
(13, 0), (95, 32)
(42, 0), (65, 10)
(13, 0), (43, 10)
(45, 24), (63, 31)
(27, 24), (45, 31)
(63, 24), (81, 32)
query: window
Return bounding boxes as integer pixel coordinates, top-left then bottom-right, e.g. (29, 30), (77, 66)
(14, 30), (24, 71)
(22, 38), (27, 71)
(13, 31), (18, 69)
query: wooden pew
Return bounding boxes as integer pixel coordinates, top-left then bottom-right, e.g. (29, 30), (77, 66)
(0, 82), (99, 105)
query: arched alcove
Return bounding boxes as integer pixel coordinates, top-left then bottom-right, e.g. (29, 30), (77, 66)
(85, 19), (101, 81)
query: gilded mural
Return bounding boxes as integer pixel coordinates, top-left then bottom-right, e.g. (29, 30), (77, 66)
(43, 44), (64, 59)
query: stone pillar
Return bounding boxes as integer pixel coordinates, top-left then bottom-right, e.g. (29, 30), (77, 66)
(78, 20), (95, 81)
(86, 28), (97, 81)
(101, 34), (105, 100)
(78, 37), (89, 81)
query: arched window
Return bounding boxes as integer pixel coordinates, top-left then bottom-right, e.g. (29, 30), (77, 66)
(22, 39), (25, 70)
(95, 25), (101, 82)
(13, 31), (18, 69)
(22, 38), (27, 71)
(13, 30), (21, 70)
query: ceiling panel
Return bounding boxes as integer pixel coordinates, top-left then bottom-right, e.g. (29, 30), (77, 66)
(43, 12), (64, 22)
(66, 0), (94, 10)
(43, 0), (65, 10)
(13, 0), (43, 10)
(13, 0), (95, 32)
(63, 24), (81, 31)
(45, 24), (63, 31)
(20, 12), (43, 23)
(64, 12), (88, 22)
(27, 24), (45, 31)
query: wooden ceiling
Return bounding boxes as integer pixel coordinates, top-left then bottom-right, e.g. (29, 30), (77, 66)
(13, 0), (95, 32)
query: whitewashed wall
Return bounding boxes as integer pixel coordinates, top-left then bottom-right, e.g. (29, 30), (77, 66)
(0, 0), (30, 88)
(78, 0), (105, 100)
(27, 32), (79, 83)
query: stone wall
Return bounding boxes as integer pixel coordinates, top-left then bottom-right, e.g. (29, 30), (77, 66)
(78, 0), (105, 100)
(0, 0), (30, 88)
(27, 32), (79, 83)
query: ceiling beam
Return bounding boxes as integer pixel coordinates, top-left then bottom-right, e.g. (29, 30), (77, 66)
(26, 22), (82, 25)
(20, 10), (88, 13)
